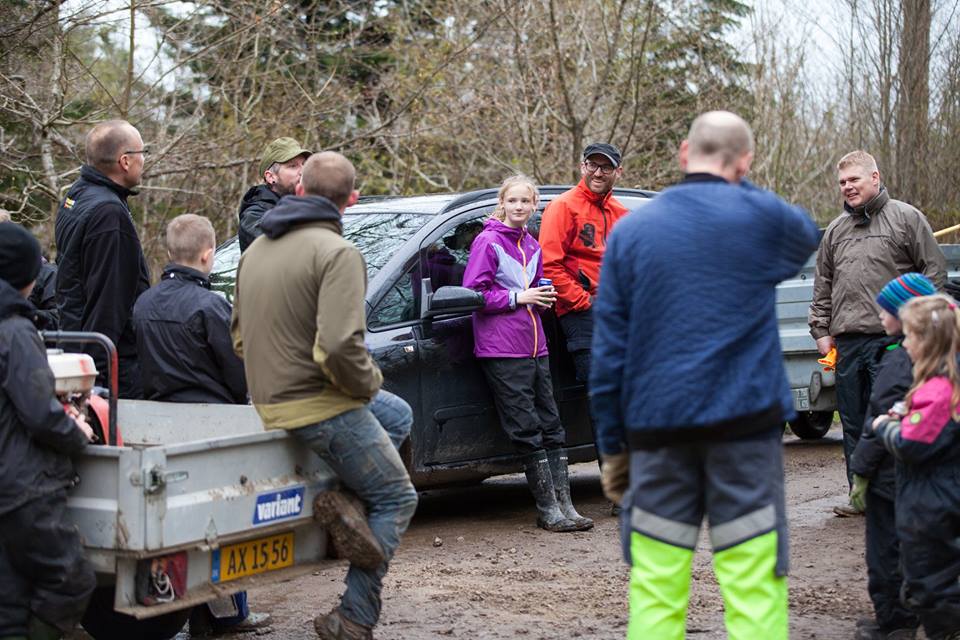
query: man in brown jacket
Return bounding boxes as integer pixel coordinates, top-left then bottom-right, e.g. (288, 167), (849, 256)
(231, 152), (418, 640)
(808, 150), (946, 515)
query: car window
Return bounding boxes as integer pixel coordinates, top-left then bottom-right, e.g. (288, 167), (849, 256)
(369, 213), (490, 330)
(368, 262), (419, 329)
(210, 212), (431, 303)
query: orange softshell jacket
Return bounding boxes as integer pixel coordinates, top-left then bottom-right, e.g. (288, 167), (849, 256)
(540, 179), (629, 317)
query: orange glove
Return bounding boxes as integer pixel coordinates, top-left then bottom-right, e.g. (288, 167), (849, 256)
(818, 347), (837, 371)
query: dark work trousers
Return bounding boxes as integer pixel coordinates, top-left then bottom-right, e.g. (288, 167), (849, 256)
(835, 334), (887, 486)
(479, 356), (565, 454)
(865, 491), (918, 633)
(559, 310), (602, 469)
(0, 490), (95, 635)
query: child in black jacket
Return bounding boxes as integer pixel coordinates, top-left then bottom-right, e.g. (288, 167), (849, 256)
(874, 294), (960, 640)
(849, 273), (935, 640)
(0, 222), (95, 639)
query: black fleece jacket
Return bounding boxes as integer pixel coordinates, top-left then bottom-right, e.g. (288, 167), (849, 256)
(54, 165), (150, 390)
(238, 184), (281, 252)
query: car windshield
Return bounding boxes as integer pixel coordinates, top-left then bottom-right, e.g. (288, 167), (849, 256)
(210, 212), (431, 301)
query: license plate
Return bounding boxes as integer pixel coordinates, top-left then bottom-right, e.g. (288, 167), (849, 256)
(211, 532), (294, 583)
(793, 388), (810, 411)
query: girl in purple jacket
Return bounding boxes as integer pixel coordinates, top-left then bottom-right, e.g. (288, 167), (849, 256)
(463, 175), (592, 532)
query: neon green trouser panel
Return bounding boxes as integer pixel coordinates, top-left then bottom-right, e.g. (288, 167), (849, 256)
(628, 531), (695, 640)
(713, 530), (788, 640)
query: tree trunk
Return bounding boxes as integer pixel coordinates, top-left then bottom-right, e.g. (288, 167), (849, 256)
(896, 0), (931, 206)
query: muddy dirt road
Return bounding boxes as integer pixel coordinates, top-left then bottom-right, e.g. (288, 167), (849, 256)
(208, 426), (873, 640)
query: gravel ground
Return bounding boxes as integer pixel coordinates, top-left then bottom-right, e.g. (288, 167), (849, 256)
(204, 425), (877, 640)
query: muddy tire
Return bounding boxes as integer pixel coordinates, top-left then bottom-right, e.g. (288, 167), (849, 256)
(81, 586), (191, 640)
(789, 411), (834, 440)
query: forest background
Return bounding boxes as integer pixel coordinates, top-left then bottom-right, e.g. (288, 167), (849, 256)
(2, 0), (958, 269)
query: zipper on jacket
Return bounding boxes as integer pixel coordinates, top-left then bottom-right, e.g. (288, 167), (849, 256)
(516, 234), (538, 357)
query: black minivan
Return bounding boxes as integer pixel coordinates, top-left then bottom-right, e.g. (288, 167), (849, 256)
(211, 186), (655, 488)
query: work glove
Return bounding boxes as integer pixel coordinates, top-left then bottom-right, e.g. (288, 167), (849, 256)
(849, 474), (869, 512)
(600, 452), (629, 504)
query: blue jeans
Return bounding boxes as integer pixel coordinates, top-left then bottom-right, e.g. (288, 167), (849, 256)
(368, 389), (413, 451)
(206, 391), (411, 630)
(292, 404), (418, 627)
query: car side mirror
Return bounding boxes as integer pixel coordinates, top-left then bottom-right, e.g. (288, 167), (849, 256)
(423, 286), (485, 318)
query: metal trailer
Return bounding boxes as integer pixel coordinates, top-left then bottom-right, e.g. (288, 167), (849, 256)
(71, 400), (337, 639)
(776, 244), (960, 438)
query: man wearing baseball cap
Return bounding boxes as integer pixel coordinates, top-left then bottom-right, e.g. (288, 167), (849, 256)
(238, 137), (311, 252)
(539, 142), (629, 483)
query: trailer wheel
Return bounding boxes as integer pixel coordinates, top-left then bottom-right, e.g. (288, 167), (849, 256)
(788, 411), (834, 440)
(81, 587), (191, 640)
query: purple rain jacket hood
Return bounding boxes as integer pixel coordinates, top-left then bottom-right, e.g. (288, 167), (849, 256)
(463, 218), (549, 359)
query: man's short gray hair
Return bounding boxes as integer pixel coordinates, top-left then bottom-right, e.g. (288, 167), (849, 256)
(686, 111), (755, 167)
(85, 120), (138, 173)
(166, 214), (216, 264)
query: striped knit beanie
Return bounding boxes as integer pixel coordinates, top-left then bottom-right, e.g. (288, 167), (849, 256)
(876, 272), (936, 316)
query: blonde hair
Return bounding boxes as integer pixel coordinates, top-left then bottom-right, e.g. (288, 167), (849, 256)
(166, 214), (216, 264)
(490, 174), (539, 222)
(837, 150), (879, 174)
(899, 295), (960, 408)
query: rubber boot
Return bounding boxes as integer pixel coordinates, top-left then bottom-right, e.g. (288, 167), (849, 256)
(546, 448), (594, 531)
(523, 451), (579, 532)
(26, 617), (60, 640)
(712, 530), (788, 640)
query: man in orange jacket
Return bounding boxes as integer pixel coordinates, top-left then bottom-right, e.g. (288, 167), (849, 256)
(540, 143), (629, 389)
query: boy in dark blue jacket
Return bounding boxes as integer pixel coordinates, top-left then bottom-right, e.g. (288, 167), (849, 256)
(0, 223), (95, 640)
(849, 273), (934, 640)
(132, 214), (270, 633)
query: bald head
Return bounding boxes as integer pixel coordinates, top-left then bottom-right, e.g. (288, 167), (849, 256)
(85, 120), (145, 189)
(85, 120), (139, 171)
(686, 111), (754, 167)
(299, 152), (356, 209)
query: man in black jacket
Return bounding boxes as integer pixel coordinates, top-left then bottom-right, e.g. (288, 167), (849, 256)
(849, 272), (935, 640)
(55, 119), (151, 398)
(0, 222), (95, 640)
(238, 137), (310, 252)
(134, 214), (247, 404)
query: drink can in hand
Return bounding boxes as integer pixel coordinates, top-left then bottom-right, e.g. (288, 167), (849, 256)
(538, 278), (553, 288)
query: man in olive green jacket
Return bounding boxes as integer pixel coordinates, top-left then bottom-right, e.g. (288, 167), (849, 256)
(231, 152), (417, 640)
(808, 149), (946, 515)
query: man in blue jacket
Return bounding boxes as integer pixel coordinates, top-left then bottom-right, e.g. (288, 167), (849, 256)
(591, 111), (820, 639)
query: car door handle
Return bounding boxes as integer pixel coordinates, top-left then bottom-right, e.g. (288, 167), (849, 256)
(433, 404), (488, 430)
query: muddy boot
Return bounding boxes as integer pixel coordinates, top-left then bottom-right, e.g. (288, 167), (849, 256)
(314, 608), (373, 640)
(545, 449), (593, 531)
(25, 617), (60, 640)
(524, 451), (579, 532)
(313, 490), (385, 570)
